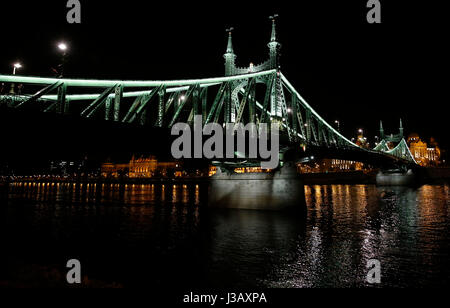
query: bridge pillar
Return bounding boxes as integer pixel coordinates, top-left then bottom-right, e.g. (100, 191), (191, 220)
(208, 162), (305, 211)
(376, 169), (416, 186)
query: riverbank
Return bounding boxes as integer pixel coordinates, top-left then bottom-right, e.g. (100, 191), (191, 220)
(2, 176), (210, 185)
(1, 167), (449, 186)
(419, 167), (450, 183)
(299, 171), (377, 185)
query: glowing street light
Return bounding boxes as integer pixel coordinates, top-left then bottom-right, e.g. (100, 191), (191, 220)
(57, 42), (68, 78)
(335, 120), (340, 131)
(13, 63), (22, 75)
(58, 43), (68, 52)
(358, 128), (363, 134)
(10, 62), (23, 94)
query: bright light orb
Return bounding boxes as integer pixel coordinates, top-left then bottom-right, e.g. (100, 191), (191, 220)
(14, 63), (22, 69)
(58, 43), (68, 51)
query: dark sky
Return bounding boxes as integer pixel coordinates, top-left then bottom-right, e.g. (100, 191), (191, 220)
(0, 0), (448, 150)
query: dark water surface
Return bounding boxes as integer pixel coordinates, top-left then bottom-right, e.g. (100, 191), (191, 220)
(1, 182), (449, 287)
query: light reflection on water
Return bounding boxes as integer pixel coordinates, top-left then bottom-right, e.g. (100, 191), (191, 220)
(7, 181), (203, 207)
(1, 182), (449, 287)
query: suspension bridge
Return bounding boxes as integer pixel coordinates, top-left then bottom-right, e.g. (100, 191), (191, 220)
(0, 18), (417, 174)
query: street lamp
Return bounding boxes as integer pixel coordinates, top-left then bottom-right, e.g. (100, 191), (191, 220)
(58, 43), (68, 52)
(335, 120), (340, 132)
(13, 63), (22, 75)
(358, 128), (363, 135)
(57, 42), (68, 78)
(10, 63), (22, 94)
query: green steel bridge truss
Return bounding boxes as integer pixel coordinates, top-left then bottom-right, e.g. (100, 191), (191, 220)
(373, 138), (416, 164)
(0, 70), (353, 145)
(0, 17), (418, 166)
(0, 69), (415, 166)
(0, 70), (416, 165)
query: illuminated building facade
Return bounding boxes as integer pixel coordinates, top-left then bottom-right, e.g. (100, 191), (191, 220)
(297, 159), (365, 173)
(407, 133), (441, 166)
(207, 166), (270, 176)
(355, 132), (369, 148)
(101, 162), (129, 178)
(102, 156), (182, 178)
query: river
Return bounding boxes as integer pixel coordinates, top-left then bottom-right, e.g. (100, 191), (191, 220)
(0, 182), (448, 287)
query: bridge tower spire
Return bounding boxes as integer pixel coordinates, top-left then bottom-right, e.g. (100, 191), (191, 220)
(399, 118), (404, 138)
(380, 120), (384, 139)
(224, 28), (236, 76)
(268, 15), (281, 70)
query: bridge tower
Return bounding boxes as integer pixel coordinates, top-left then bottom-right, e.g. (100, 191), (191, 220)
(399, 118), (404, 138)
(223, 17), (282, 77)
(268, 15), (281, 70)
(380, 120), (384, 139)
(268, 15), (283, 117)
(224, 29), (236, 76)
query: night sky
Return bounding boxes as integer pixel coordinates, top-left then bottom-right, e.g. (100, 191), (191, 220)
(0, 0), (448, 166)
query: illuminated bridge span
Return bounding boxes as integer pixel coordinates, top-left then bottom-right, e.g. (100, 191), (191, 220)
(0, 18), (416, 169)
